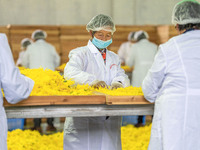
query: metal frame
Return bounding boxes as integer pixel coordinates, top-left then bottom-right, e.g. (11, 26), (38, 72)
(5, 104), (154, 118)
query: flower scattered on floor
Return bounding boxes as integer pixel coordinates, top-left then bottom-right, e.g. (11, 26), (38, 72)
(7, 125), (151, 150)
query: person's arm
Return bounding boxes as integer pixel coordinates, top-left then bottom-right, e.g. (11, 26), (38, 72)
(117, 43), (126, 64)
(0, 34), (34, 104)
(111, 56), (130, 87)
(142, 47), (166, 103)
(64, 50), (96, 85)
(125, 45), (135, 67)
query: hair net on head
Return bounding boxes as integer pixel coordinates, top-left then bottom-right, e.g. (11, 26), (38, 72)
(31, 30), (47, 40)
(134, 30), (149, 41)
(86, 14), (116, 34)
(127, 32), (135, 41)
(172, 0), (200, 25)
(21, 38), (32, 49)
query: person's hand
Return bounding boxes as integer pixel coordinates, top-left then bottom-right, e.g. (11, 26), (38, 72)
(110, 82), (123, 90)
(91, 80), (108, 89)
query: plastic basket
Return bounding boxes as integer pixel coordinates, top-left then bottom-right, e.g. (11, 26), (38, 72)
(7, 118), (25, 131)
(122, 116), (146, 126)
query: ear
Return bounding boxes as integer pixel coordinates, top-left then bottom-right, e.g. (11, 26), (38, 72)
(89, 31), (93, 37)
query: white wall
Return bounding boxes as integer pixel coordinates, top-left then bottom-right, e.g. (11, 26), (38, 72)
(0, 0), (199, 25)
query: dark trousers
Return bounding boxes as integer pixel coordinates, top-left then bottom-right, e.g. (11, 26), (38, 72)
(34, 118), (54, 127)
(137, 115), (144, 124)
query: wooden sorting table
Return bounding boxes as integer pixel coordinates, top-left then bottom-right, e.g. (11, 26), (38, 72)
(4, 95), (154, 118)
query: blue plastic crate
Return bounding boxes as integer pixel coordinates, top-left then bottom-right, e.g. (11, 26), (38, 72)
(122, 116), (146, 126)
(7, 118), (25, 131)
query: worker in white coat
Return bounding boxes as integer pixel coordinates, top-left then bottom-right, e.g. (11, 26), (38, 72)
(142, 1), (200, 149)
(126, 31), (157, 127)
(63, 14), (130, 150)
(22, 30), (60, 133)
(126, 30), (157, 87)
(0, 34), (34, 150)
(16, 38), (32, 66)
(22, 30), (60, 71)
(117, 31), (135, 65)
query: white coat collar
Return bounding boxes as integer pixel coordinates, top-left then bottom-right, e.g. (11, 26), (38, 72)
(87, 40), (101, 53)
(35, 39), (45, 43)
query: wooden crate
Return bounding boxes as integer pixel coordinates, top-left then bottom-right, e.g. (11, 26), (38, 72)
(169, 25), (178, 39)
(4, 95), (106, 106)
(0, 26), (10, 37)
(106, 95), (151, 105)
(60, 25), (159, 63)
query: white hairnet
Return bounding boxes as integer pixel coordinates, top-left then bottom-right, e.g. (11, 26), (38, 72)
(86, 14), (116, 34)
(134, 30), (149, 41)
(172, 0), (200, 25)
(31, 29), (47, 40)
(127, 32), (135, 41)
(21, 38), (32, 49)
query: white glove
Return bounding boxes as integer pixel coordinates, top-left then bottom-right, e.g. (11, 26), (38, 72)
(91, 80), (108, 89)
(110, 82), (123, 90)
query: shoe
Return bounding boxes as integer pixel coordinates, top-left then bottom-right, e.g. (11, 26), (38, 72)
(30, 126), (42, 133)
(46, 125), (57, 133)
(134, 123), (144, 128)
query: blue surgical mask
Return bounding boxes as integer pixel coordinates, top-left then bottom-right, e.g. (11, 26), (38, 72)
(92, 36), (112, 49)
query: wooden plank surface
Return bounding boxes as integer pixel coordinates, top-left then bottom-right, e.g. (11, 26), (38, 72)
(4, 95), (106, 107)
(106, 95), (151, 105)
(3, 95), (150, 107)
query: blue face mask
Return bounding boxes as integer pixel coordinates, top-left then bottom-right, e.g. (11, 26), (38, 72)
(92, 36), (112, 49)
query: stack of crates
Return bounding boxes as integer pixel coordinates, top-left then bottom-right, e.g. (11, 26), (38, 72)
(7, 118), (25, 131)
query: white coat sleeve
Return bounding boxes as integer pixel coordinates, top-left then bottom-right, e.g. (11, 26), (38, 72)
(21, 48), (29, 68)
(111, 57), (130, 87)
(16, 51), (23, 66)
(0, 34), (34, 104)
(142, 47), (166, 103)
(64, 50), (96, 85)
(125, 45), (135, 67)
(117, 43), (126, 63)
(53, 48), (60, 68)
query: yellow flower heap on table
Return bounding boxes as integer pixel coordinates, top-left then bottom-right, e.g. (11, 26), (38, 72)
(18, 67), (143, 96)
(96, 86), (143, 96)
(19, 68), (93, 96)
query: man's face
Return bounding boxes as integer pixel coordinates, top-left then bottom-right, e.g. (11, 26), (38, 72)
(93, 30), (112, 41)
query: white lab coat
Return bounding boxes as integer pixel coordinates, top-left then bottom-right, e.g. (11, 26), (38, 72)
(0, 34), (34, 150)
(16, 51), (25, 66)
(126, 39), (157, 87)
(63, 40), (130, 150)
(22, 39), (60, 70)
(142, 30), (200, 150)
(117, 41), (133, 64)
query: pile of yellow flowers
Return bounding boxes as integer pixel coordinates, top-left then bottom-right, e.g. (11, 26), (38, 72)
(121, 124), (151, 150)
(121, 65), (134, 72)
(7, 129), (63, 150)
(20, 68), (93, 96)
(56, 63), (66, 71)
(96, 86), (143, 96)
(7, 125), (151, 150)
(18, 68), (143, 96)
